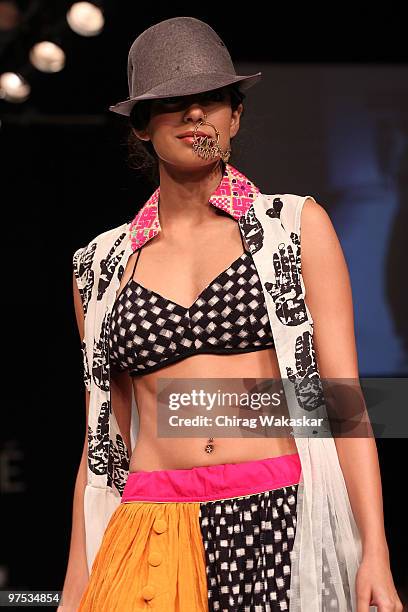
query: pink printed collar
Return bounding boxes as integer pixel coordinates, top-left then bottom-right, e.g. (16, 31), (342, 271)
(129, 163), (260, 251)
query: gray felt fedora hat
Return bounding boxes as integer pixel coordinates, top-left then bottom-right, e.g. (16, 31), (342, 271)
(108, 16), (262, 117)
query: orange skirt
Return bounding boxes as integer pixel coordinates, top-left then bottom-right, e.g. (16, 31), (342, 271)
(78, 453), (301, 611)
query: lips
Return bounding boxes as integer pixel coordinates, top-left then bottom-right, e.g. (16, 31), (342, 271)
(177, 131), (209, 138)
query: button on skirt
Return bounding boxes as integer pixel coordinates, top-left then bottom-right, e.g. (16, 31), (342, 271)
(78, 452), (301, 611)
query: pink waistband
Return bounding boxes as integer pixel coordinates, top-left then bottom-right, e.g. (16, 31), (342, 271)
(121, 452), (302, 503)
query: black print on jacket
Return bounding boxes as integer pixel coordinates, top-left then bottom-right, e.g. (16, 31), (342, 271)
(239, 207), (264, 254)
(290, 231), (302, 274)
(88, 400), (110, 476)
(74, 242), (96, 316)
(264, 239), (307, 326)
(102, 299), (129, 494)
(97, 232), (127, 300)
(92, 311), (110, 391)
(107, 435), (130, 495)
(287, 330), (325, 412)
(81, 340), (91, 391)
(265, 197), (285, 229)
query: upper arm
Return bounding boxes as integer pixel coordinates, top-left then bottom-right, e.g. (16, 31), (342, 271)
(300, 198), (359, 379)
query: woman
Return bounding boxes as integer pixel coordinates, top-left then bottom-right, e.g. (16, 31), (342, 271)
(61, 17), (402, 612)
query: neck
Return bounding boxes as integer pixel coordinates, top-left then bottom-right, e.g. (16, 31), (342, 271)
(156, 159), (226, 232)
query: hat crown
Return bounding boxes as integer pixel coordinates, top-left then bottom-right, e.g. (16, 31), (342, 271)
(127, 17), (235, 97)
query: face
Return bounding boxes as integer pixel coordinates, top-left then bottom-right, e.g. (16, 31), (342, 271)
(133, 87), (243, 169)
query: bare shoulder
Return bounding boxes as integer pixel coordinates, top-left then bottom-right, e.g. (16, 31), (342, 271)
(300, 197), (346, 266)
(301, 197), (337, 242)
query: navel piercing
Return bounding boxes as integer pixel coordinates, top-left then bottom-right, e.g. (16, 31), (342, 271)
(192, 115), (231, 163)
(205, 436), (215, 453)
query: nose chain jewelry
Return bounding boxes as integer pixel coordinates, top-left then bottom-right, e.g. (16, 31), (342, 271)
(192, 114), (231, 163)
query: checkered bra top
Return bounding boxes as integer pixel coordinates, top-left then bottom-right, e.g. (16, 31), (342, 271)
(108, 243), (275, 377)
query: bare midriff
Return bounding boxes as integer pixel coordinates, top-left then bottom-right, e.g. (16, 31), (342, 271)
(128, 348), (298, 472)
(113, 214), (298, 473)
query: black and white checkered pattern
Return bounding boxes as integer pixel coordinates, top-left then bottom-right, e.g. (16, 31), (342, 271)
(199, 484), (299, 612)
(109, 251), (275, 376)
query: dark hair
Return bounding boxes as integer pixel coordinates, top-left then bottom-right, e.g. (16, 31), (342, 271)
(126, 84), (246, 188)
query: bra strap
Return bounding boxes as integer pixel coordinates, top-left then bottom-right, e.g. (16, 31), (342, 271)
(113, 247), (144, 306)
(130, 246), (143, 281)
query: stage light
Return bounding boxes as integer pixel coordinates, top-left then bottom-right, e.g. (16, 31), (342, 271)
(29, 41), (65, 73)
(0, 72), (30, 102)
(66, 2), (104, 37)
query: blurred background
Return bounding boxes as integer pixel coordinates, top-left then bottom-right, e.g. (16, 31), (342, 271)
(0, 1), (407, 608)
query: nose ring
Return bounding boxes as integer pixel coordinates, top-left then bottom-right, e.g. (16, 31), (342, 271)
(192, 115), (231, 163)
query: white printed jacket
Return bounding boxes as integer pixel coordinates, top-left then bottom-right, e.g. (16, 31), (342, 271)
(73, 163), (364, 611)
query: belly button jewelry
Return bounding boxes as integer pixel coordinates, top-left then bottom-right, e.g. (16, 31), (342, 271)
(205, 436), (215, 453)
(192, 114), (231, 163)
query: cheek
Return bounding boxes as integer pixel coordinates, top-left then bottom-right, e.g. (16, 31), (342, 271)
(148, 119), (176, 146)
(212, 119), (232, 142)
(210, 109), (232, 134)
(150, 129), (185, 158)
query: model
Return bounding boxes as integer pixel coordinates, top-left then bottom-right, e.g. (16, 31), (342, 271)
(60, 16), (402, 612)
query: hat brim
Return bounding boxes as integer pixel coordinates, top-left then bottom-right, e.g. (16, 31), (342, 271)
(108, 71), (262, 117)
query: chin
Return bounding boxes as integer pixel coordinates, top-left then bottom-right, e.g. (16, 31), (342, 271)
(172, 155), (219, 168)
